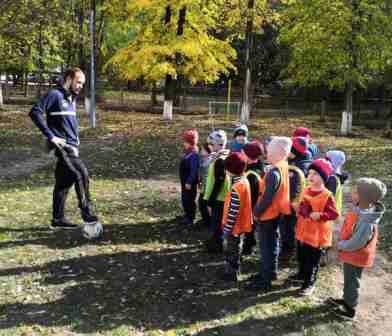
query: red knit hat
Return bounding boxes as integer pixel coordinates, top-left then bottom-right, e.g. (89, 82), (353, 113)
(182, 129), (199, 146)
(308, 159), (333, 184)
(293, 127), (311, 138)
(244, 141), (264, 160)
(224, 152), (247, 175)
(291, 137), (308, 156)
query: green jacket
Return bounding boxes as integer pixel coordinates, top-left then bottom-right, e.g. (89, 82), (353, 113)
(335, 176), (343, 215)
(204, 150), (231, 203)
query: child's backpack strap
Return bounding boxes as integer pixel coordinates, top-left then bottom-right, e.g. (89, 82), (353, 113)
(334, 175), (343, 215)
(245, 170), (261, 183)
(288, 165), (306, 208)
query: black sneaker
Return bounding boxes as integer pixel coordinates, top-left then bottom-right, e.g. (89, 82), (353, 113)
(242, 246), (255, 256)
(180, 217), (193, 226)
(247, 273), (262, 283)
(279, 250), (294, 263)
(333, 306), (356, 320)
(51, 218), (78, 230)
(205, 238), (223, 254)
(328, 298), (346, 308)
(81, 212), (99, 224)
(245, 279), (272, 292)
(194, 219), (206, 226)
(219, 272), (239, 282)
(248, 272), (277, 282)
(288, 273), (305, 284)
(320, 250), (330, 267)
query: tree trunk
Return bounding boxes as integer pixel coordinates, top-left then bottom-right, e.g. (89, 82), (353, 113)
(0, 83), (4, 109)
(163, 6), (173, 120)
(89, 0), (96, 128)
(356, 89), (361, 119)
(78, 2), (86, 70)
(24, 72), (28, 97)
(341, 81), (353, 135)
(320, 99), (326, 122)
(4, 72), (9, 100)
(374, 85), (385, 119)
(163, 6), (186, 121)
(38, 20), (44, 98)
(151, 82), (158, 107)
(241, 0), (255, 124)
(385, 103), (392, 138)
(343, 0), (359, 134)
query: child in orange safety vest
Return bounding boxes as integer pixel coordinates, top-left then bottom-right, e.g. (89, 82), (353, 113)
(329, 178), (387, 320)
(290, 158), (339, 296)
(247, 137), (292, 292)
(220, 152), (253, 282)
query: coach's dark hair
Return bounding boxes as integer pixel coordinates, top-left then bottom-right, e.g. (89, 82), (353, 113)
(64, 67), (84, 81)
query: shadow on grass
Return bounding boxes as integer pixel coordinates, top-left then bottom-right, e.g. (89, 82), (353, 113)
(0, 217), (342, 334)
(193, 306), (344, 336)
(0, 218), (203, 251)
(0, 244), (338, 335)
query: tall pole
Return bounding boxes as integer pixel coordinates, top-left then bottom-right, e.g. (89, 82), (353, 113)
(240, 0), (255, 124)
(90, 0), (96, 128)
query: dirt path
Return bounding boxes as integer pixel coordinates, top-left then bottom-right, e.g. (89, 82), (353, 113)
(352, 255), (392, 335)
(0, 139), (112, 180)
(0, 153), (53, 180)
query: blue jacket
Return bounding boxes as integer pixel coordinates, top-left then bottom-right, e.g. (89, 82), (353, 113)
(179, 150), (200, 187)
(289, 151), (312, 176)
(29, 87), (80, 147)
(308, 143), (319, 159)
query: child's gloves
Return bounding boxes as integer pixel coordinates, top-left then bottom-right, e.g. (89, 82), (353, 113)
(310, 212), (322, 221)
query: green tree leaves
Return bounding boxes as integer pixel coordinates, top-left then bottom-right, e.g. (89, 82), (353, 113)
(279, 0), (392, 91)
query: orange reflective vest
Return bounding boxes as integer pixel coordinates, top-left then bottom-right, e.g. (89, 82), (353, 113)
(338, 212), (378, 268)
(257, 161), (290, 221)
(296, 188), (333, 248)
(222, 177), (253, 236)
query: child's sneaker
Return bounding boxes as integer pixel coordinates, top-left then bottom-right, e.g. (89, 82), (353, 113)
(328, 297), (346, 308)
(51, 218), (78, 230)
(194, 219), (207, 228)
(279, 249), (294, 263)
(299, 284), (315, 296)
(245, 279), (272, 292)
(205, 238), (223, 254)
(287, 272), (305, 284)
(320, 248), (331, 267)
(180, 218), (193, 226)
(333, 306), (356, 320)
(219, 271), (239, 282)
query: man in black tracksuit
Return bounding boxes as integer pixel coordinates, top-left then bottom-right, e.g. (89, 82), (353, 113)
(29, 67), (99, 229)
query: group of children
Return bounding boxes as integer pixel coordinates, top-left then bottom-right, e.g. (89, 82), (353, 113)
(179, 125), (387, 320)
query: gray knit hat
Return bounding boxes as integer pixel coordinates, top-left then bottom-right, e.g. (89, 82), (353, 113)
(357, 178), (387, 204)
(233, 124), (249, 137)
(207, 130), (227, 147)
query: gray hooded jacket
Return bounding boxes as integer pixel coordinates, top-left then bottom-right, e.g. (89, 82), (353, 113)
(337, 203), (385, 252)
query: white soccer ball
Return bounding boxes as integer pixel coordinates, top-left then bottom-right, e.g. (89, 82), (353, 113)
(82, 221), (103, 240)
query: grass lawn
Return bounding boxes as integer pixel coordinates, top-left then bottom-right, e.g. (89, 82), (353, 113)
(0, 105), (391, 336)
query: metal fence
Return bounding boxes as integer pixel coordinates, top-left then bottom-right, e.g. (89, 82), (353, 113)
(2, 78), (391, 121)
